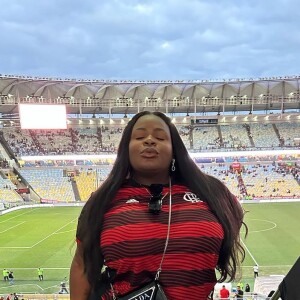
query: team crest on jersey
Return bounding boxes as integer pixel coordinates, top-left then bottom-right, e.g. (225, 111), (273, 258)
(183, 192), (202, 203)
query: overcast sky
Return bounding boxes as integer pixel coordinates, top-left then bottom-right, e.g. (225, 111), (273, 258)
(0, 0), (299, 81)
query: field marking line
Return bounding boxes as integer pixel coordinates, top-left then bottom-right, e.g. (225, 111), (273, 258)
(242, 265), (293, 268)
(241, 239), (259, 266)
(30, 217), (78, 248)
(0, 208), (39, 224)
(0, 283), (44, 292)
(0, 246), (30, 248)
(44, 284), (62, 291)
(54, 229), (75, 234)
(249, 218), (278, 233)
(0, 217), (77, 249)
(240, 218), (278, 266)
(0, 221), (26, 234)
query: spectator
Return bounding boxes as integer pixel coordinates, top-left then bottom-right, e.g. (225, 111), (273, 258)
(235, 286), (244, 299)
(220, 285), (230, 299)
(245, 283), (250, 292)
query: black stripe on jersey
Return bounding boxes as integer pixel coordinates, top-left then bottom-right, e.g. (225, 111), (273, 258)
(103, 209), (218, 229)
(103, 236), (222, 261)
(116, 269), (216, 288)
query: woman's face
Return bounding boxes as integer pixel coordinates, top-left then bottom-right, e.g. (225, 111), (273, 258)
(129, 114), (173, 180)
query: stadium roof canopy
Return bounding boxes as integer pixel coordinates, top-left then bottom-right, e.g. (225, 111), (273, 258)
(0, 74), (300, 116)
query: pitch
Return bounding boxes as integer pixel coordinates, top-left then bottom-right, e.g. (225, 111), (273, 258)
(0, 203), (299, 294)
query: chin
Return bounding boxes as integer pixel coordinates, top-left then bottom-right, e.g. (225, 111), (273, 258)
(138, 164), (163, 172)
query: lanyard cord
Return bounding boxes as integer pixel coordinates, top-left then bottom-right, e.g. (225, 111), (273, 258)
(155, 177), (172, 281)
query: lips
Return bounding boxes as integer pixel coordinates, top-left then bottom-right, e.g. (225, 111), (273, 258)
(140, 148), (158, 157)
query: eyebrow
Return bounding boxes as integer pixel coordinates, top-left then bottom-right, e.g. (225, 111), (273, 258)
(134, 128), (166, 132)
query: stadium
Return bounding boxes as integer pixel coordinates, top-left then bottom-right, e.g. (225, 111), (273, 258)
(0, 74), (299, 299)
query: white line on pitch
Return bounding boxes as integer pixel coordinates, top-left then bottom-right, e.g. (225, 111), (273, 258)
(242, 265), (292, 268)
(0, 221), (26, 234)
(241, 239), (259, 266)
(0, 217), (77, 249)
(0, 246), (30, 249)
(30, 217), (77, 248)
(0, 208), (39, 224)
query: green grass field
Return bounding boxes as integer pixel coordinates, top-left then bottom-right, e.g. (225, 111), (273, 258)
(0, 206), (81, 295)
(0, 202), (299, 295)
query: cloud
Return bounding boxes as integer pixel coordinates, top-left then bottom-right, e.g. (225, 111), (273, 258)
(0, 0), (300, 80)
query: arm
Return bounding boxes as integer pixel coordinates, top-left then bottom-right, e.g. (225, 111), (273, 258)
(70, 243), (91, 300)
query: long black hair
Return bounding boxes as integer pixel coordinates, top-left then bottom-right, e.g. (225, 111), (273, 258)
(77, 111), (247, 290)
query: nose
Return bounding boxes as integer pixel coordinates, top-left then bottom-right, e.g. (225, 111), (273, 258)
(143, 136), (156, 146)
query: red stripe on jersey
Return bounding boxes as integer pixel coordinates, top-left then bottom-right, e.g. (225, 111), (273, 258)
(107, 253), (219, 274)
(104, 200), (211, 217)
(164, 283), (215, 300)
(101, 221), (223, 246)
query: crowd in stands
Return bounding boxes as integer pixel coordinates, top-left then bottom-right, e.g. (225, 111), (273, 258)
(0, 159), (9, 168)
(0, 122), (299, 203)
(278, 162), (300, 183)
(200, 162), (300, 200)
(250, 124), (277, 148)
(1, 162), (297, 204)
(0, 176), (23, 203)
(19, 169), (76, 202)
(241, 163), (300, 198)
(1, 122), (299, 157)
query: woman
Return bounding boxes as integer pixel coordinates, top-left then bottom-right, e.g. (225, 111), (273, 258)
(70, 111), (247, 299)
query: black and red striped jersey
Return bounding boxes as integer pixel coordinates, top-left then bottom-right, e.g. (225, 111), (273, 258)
(100, 181), (224, 299)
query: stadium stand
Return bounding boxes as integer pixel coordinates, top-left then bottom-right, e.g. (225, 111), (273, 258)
(193, 126), (221, 150)
(1, 75), (300, 298)
(276, 122), (300, 147)
(18, 169), (76, 202)
(221, 124), (252, 149)
(242, 164), (300, 198)
(2, 122), (300, 157)
(250, 123), (280, 148)
(74, 169), (97, 201)
(198, 164), (241, 197)
(100, 125), (124, 153)
(1, 120), (299, 202)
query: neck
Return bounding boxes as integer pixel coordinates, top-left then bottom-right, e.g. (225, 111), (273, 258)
(132, 172), (170, 186)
